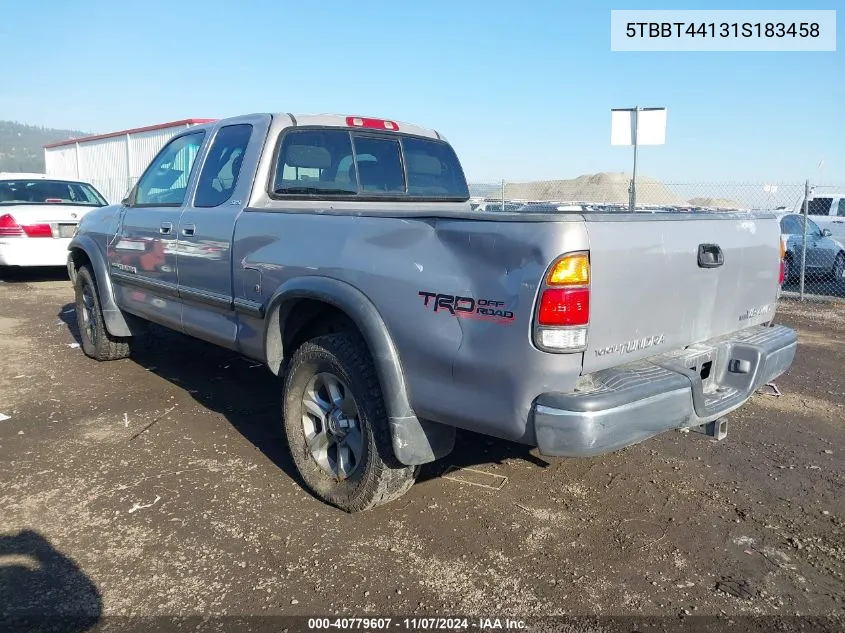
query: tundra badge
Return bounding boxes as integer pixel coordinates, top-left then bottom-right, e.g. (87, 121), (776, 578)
(594, 333), (665, 357)
(739, 304), (771, 321)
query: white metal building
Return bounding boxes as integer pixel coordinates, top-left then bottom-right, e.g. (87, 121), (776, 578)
(43, 118), (214, 203)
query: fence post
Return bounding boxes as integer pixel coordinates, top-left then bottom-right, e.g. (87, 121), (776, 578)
(501, 179), (505, 211)
(799, 178), (810, 301)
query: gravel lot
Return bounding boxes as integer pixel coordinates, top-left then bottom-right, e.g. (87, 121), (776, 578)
(1, 270), (843, 630)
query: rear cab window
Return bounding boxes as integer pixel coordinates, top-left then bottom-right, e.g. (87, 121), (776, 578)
(270, 128), (469, 201)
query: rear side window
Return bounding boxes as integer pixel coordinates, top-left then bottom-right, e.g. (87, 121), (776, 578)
(807, 197), (832, 216)
(194, 124), (253, 208)
(837, 199), (845, 217)
(272, 127), (469, 200)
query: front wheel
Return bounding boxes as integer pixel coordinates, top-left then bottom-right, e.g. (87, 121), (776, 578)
(832, 253), (845, 283)
(74, 265), (131, 361)
(283, 333), (418, 512)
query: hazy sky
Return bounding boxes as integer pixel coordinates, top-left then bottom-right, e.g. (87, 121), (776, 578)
(2, 0), (842, 184)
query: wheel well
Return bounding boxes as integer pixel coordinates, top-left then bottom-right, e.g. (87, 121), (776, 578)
(68, 248), (91, 284)
(266, 298), (359, 375)
(68, 248), (90, 269)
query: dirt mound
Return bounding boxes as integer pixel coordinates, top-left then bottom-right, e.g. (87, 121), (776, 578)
(504, 172), (686, 206)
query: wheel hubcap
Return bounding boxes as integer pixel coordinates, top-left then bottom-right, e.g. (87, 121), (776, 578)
(301, 372), (363, 481)
(81, 286), (96, 345)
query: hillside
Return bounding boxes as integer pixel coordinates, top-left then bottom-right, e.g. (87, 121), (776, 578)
(0, 121), (88, 173)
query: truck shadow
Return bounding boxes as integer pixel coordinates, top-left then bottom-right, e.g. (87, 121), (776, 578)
(57, 305), (548, 496)
(0, 266), (69, 284)
(0, 529), (102, 632)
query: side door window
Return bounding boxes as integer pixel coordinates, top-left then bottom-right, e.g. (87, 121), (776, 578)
(807, 197), (833, 216)
(194, 124), (254, 207)
(837, 199), (845, 217)
(133, 132), (205, 207)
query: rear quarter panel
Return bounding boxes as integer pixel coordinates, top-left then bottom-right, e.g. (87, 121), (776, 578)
(233, 210), (589, 443)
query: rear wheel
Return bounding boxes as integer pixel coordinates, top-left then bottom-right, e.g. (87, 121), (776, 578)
(283, 333), (418, 512)
(74, 265), (131, 361)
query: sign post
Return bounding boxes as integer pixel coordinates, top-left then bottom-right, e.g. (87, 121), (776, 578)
(611, 106), (667, 211)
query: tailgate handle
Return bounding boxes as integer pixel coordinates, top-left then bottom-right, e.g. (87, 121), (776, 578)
(697, 243), (724, 268)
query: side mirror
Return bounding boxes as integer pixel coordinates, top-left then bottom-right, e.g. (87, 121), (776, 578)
(122, 184), (137, 206)
(822, 228), (833, 237)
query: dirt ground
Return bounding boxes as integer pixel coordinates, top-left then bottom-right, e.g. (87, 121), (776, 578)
(1, 270), (843, 630)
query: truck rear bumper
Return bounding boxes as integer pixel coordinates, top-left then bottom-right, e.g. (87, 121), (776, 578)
(533, 324), (797, 457)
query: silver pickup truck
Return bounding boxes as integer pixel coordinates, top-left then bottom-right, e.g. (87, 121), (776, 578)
(68, 113), (797, 512)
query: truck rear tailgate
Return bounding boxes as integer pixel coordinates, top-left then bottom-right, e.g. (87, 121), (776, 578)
(582, 214), (781, 373)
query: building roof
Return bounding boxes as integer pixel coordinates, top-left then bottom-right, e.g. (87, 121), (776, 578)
(43, 119), (216, 149)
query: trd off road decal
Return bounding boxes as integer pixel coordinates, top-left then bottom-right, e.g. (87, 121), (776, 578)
(418, 291), (515, 324)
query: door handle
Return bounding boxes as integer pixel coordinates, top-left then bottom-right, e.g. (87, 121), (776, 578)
(159, 222), (172, 235)
(181, 224), (196, 237)
(697, 243), (724, 268)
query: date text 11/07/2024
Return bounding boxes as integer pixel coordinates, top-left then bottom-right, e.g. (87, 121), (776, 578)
(307, 617), (527, 630)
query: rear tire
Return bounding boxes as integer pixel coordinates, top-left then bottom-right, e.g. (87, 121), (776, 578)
(283, 333), (418, 512)
(74, 265), (131, 361)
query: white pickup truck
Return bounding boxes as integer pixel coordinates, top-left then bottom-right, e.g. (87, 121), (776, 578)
(800, 190), (845, 243)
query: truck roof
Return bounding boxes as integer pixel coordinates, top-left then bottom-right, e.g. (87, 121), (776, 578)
(194, 113), (442, 141)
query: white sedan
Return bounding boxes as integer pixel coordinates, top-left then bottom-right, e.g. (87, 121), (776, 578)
(0, 174), (108, 267)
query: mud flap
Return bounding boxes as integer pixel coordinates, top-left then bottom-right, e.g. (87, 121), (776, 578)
(389, 416), (456, 466)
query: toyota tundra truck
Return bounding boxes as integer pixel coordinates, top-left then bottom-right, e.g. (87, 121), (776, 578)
(67, 113), (797, 512)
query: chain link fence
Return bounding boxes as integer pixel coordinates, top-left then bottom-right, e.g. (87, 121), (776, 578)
(470, 178), (845, 303)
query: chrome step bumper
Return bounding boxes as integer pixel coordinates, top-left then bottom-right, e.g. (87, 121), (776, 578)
(533, 324), (797, 457)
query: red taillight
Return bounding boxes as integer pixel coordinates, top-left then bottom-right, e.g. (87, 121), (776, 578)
(0, 215), (53, 237)
(45, 198), (63, 203)
(346, 116), (399, 131)
(0, 214), (24, 237)
(538, 288), (590, 326)
(22, 223), (53, 238)
(778, 236), (786, 285)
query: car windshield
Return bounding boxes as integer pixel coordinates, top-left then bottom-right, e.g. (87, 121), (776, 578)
(0, 179), (107, 206)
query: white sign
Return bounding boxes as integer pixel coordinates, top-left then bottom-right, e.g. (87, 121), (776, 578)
(611, 107), (667, 146)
